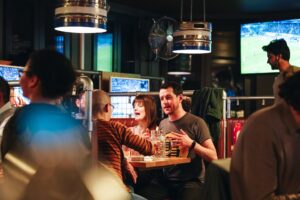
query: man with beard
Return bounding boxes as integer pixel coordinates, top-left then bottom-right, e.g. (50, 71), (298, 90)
(138, 82), (217, 200)
(262, 38), (300, 104)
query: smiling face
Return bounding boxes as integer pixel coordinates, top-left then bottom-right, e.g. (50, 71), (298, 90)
(159, 87), (182, 116)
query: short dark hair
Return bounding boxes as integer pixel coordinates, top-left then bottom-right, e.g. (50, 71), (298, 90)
(0, 76), (10, 103)
(133, 95), (157, 129)
(27, 49), (76, 99)
(279, 71), (300, 112)
(160, 81), (183, 96)
(262, 39), (290, 61)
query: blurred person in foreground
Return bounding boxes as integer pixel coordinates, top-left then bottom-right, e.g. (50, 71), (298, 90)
(92, 90), (155, 200)
(230, 71), (300, 200)
(0, 49), (129, 200)
(262, 38), (300, 104)
(139, 82), (218, 200)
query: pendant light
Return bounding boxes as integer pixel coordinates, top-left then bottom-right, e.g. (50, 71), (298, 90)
(54, 0), (108, 34)
(172, 0), (212, 54)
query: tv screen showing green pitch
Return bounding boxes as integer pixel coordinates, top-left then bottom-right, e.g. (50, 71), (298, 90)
(240, 19), (300, 74)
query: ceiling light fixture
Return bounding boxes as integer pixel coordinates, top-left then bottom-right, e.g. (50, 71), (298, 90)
(172, 0), (212, 54)
(54, 0), (108, 34)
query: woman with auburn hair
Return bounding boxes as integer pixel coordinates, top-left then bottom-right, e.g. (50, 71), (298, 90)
(123, 95), (161, 195)
(131, 94), (158, 138)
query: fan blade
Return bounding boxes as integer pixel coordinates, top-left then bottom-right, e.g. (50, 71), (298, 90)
(153, 26), (167, 37)
(165, 40), (173, 56)
(166, 22), (173, 35)
(149, 33), (167, 50)
(148, 16), (179, 61)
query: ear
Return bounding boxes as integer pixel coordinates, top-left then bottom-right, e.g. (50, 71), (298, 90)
(277, 54), (282, 60)
(28, 75), (39, 89)
(178, 94), (183, 103)
(75, 99), (81, 107)
(104, 104), (109, 113)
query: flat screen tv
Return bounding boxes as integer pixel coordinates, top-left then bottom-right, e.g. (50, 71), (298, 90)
(240, 18), (300, 74)
(110, 77), (150, 93)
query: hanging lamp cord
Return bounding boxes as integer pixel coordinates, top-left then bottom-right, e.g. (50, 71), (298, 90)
(190, 0), (193, 21)
(180, 0), (183, 22)
(203, 0), (206, 21)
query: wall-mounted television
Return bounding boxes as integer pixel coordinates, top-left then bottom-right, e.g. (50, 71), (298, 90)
(110, 77), (150, 118)
(110, 77), (150, 93)
(240, 18), (300, 74)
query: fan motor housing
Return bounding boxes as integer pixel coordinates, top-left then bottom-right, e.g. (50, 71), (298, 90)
(173, 21), (212, 54)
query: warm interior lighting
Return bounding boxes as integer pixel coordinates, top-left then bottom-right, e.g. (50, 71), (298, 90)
(55, 26), (106, 34)
(172, 0), (212, 54)
(168, 71), (191, 75)
(54, 2), (108, 34)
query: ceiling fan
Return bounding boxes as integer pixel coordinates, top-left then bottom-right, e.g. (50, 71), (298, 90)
(148, 16), (179, 61)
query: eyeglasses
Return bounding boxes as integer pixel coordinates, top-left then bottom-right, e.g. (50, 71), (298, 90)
(108, 103), (115, 109)
(18, 69), (33, 77)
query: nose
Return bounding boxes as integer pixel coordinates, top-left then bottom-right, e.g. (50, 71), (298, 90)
(161, 98), (167, 105)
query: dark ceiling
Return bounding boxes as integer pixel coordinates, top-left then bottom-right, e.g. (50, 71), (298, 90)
(109, 0), (300, 21)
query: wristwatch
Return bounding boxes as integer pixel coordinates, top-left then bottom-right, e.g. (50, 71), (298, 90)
(189, 140), (196, 150)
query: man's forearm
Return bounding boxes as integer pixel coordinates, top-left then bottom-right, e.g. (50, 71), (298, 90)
(192, 141), (218, 162)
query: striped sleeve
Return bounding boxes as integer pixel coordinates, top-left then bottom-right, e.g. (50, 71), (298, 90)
(114, 122), (154, 155)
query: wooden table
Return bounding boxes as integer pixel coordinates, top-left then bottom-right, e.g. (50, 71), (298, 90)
(129, 157), (191, 169)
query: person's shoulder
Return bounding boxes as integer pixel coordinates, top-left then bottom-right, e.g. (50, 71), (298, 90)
(244, 105), (279, 128)
(184, 112), (206, 123)
(292, 65), (300, 71)
(20, 103), (80, 127)
(159, 117), (169, 125)
(287, 65), (300, 77)
(110, 120), (126, 128)
(96, 119), (126, 130)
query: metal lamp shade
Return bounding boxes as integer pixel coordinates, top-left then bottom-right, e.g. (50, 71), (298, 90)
(54, 0), (108, 33)
(173, 21), (212, 54)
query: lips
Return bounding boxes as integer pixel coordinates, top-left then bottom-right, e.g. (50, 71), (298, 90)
(163, 105), (171, 110)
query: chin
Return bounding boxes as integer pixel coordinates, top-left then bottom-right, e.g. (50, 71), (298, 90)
(163, 110), (171, 115)
(135, 117), (142, 121)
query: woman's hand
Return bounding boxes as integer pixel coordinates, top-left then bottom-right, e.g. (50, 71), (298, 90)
(142, 128), (151, 140)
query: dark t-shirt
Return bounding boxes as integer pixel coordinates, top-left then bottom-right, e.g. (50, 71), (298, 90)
(159, 112), (211, 182)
